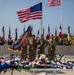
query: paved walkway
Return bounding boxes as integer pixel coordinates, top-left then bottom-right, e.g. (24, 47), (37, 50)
(0, 70), (74, 75)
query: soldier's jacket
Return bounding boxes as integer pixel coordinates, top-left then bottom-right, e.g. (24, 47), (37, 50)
(28, 38), (37, 50)
(37, 39), (47, 50)
(48, 39), (56, 49)
(23, 38), (29, 48)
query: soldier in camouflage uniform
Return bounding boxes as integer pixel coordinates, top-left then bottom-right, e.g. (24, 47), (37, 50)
(37, 34), (46, 56)
(48, 34), (56, 61)
(20, 38), (29, 60)
(28, 35), (37, 62)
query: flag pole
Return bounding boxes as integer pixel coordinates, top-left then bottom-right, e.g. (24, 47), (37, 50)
(61, 0), (63, 33)
(40, 2), (42, 36)
(41, 19), (42, 35)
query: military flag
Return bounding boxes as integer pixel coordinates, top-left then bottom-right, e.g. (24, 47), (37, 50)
(8, 26), (32, 52)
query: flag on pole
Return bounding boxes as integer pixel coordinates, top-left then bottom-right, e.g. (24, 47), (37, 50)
(55, 27), (57, 37)
(8, 26), (32, 52)
(48, 25), (50, 36)
(46, 0), (61, 7)
(46, 25), (50, 40)
(15, 28), (18, 41)
(8, 26), (11, 39)
(37, 29), (40, 38)
(58, 25), (62, 39)
(43, 28), (44, 36)
(17, 2), (42, 23)
(68, 26), (70, 35)
(2, 26), (5, 41)
(67, 26), (70, 41)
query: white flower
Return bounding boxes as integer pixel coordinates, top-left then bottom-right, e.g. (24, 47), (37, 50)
(40, 54), (46, 59)
(73, 65), (74, 69)
(39, 57), (41, 60)
(57, 62), (60, 65)
(25, 65), (29, 67)
(15, 62), (19, 66)
(63, 66), (66, 69)
(51, 61), (55, 64)
(6, 60), (11, 64)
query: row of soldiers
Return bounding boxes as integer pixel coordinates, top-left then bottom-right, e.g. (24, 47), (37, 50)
(20, 34), (57, 62)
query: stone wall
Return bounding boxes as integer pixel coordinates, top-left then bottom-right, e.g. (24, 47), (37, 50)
(0, 45), (20, 56)
(55, 45), (74, 55)
(0, 45), (74, 56)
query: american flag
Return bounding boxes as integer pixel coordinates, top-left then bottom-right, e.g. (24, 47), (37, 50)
(46, 0), (61, 7)
(17, 2), (42, 23)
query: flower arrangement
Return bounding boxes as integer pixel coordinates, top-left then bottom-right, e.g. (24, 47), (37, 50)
(31, 54), (56, 68)
(31, 54), (74, 69)
(0, 54), (74, 74)
(0, 55), (31, 73)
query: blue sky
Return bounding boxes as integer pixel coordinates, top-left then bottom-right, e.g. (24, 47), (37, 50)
(0, 0), (74, 40)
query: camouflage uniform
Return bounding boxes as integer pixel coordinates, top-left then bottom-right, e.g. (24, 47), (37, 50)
(48, 35), (56, 61)
(37, 34), (46, 56)
(29, 35), (37, 62)
(20, 39), (29, 60)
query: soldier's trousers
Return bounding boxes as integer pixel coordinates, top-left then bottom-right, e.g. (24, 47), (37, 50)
(20, 47), (27, 60)
(48, 47), (55, 61)
(29, 49), (36, 62)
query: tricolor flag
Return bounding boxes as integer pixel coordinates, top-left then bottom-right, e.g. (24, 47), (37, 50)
(46, 25), (50, 40)
(17, 2), (42, 23)
(46, 0), (61, 7)
(58, 25), (62, 39)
